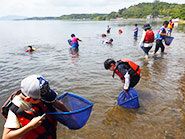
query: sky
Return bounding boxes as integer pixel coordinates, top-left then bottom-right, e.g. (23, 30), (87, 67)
(0, 0), (184, 17)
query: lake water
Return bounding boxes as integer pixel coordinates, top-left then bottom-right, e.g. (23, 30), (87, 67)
(0, 20), (184, 139)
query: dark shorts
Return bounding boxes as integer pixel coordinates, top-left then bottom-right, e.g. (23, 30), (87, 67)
(141, 46), (152, 55)
(130, 74), (140, 88)
(168, 28), (172, 33)
(134, 32), (138, 37)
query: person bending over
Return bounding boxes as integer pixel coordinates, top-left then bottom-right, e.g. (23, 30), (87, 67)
(104, 58), (141, 90)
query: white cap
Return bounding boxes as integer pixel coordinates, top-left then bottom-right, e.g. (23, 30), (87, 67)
(21, 74), (58, 103)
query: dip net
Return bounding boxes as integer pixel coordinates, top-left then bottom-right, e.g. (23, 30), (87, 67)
(117, 88), (139, 108)
(47, 92), (94, 130)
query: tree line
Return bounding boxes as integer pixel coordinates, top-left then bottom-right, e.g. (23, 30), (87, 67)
(59, 2), (185, 20)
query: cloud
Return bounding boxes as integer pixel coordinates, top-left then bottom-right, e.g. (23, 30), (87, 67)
(0, 0), (184, 17)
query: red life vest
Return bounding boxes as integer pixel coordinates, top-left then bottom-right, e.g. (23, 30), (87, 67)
(144, 30), (154, 43)
(112, 59), (141, 80)
(120, 59), (141, 75)
(1, 89), (57, 139)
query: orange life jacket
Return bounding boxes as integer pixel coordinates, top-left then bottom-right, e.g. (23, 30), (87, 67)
(1, 89), (57, 139)
(112, 59), (141, 80)
(119, 29), (123, 34)
(168, 22), (174, 29)
(144, 30), (154, 43)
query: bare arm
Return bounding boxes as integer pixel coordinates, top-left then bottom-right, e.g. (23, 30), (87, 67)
(2, 116), (43, 139)
(77, 38), (82, 41)
(53, 100), (70, 112)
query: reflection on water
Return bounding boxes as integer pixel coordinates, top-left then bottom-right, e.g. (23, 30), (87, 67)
(69, 48), (80, 65)
(0, 20), (185, 139)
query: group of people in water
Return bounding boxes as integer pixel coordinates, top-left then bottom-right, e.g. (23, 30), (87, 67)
(140, 20), (174, 60)
(101, 20), (174, 60)
(2, 19), (175, 139)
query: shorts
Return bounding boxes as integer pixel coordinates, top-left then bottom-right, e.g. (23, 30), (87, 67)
(141, 46), (152, 55)
(134, 32), (138, 37)
(130, 74), (140, 88)
(168, 28), (172, 33)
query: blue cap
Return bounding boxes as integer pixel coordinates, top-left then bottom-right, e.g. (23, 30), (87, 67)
(37, 76), (58, 103)
(41, 89), (58, 103)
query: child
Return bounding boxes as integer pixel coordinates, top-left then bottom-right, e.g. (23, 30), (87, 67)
(101, 34), (107, 38)
(103, 38), (113, 45)
(2, 74), (69, 139)
(25, 46), (35, 53)
(104, 58), (141, 90)
(139, 24), (154, 60)
(134, 24), (138, 38)
(167, 19), (174, 36)
(106, 25), (111, 34)
(70, 34), (82, 49)
(119, 29), (123, 34)
(153, 21), (169, 55)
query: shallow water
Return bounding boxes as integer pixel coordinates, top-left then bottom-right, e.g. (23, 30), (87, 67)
(0, 20), (184, 139)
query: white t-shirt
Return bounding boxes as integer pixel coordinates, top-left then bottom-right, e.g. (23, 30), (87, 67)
(4, 95), (32, 129)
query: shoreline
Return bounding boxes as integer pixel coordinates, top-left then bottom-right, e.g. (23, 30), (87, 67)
(1, 18), (184, 24)
(110, 18), (185, 24)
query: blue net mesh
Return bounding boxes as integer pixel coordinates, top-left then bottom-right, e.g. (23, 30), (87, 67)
(47, 92), (94, 130)
(117, 88), (139, 108)
(165, 36), (174, 45)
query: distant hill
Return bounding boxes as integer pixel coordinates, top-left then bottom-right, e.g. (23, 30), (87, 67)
(100, 2), (185, 20)
(0, 15), (27, 20)
(24, 14), (107, 20)
(55, 2), (185, 20)
(24, 17), (58, 20)
(58, 14), (107, 20)
(5, 2), (184, 21)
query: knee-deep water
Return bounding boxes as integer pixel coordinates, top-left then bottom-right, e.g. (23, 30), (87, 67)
(0, 20), (184, 139)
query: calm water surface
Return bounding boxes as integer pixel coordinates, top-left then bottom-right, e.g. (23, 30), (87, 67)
(0, 20), (185, 139)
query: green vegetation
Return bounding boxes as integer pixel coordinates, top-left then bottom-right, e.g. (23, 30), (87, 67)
(57, 2), (185, 21)
(58, 14), (106, 20)
(100, 2), (185, 20)
(24, 17), (57, 20)
(23, 2), (185, 21)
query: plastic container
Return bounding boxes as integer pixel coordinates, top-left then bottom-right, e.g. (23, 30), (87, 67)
(47, 92), (94, 130)
(117, 88), (139, 108)
(164, 36), (174, 45)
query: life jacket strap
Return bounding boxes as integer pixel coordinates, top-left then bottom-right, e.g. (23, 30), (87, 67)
(112, 63), (119, 78)
(112, 61), (126, 80)
(136, 65), (140, 72)
(9, 103), (34, 120)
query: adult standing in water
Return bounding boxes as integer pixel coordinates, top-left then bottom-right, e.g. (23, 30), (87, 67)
(104, 58), (141, 90)
(153, 21), (169, 55)
(106, 25), (111, 34)
(139, 24), (155, 60)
